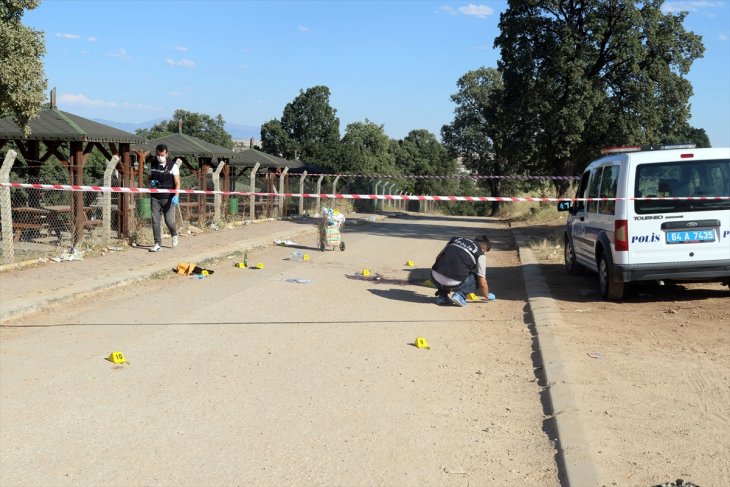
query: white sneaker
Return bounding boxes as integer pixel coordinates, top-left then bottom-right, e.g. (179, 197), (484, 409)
(172, 235), (179, 247)
(149, 243), (161, 252)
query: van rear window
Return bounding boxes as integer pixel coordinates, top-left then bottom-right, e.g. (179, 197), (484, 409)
(634, 159), (730, 214)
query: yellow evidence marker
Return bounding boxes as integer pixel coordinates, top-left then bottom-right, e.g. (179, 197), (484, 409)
(107, 351), (127, 364)
(406, 260), (415, 267)
(415, 337), (431, 350)
(362, 269), (370, 276)
(303, 254), (310, 261)
(257, 263), (264, 269)
(467, 293), (479, 301)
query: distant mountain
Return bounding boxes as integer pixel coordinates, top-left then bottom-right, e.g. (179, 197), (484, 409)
(93, 118), (260, 139)
(92, 118), (165, 134)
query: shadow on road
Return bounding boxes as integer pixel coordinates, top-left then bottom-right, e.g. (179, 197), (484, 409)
(367, 288), (434, 304)
(535, 262), (730, 303)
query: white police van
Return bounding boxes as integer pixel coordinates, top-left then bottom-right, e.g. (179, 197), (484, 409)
(558, 145), (730, 300)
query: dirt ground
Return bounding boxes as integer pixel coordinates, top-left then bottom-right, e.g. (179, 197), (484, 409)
(1, 212), (728, 487)
(512, 213), (730, 487)
(0, 216), (559, 487)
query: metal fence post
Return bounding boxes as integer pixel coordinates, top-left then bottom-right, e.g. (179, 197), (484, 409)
(0, 150), (18, 264)
(249, 163), (260, 221)
(298, 170), (308, 215)
(102, 155), (120, 243)
(278, 167), (289, 218)
(373, 180), (382, 212)
(315, 175), (324, 214)
(213, 161), (225, 224)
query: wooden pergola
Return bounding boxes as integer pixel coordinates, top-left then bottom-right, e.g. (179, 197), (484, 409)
(0, 104), (144, 243)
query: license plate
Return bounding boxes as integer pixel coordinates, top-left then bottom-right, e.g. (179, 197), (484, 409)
(666, 230), (715, 244)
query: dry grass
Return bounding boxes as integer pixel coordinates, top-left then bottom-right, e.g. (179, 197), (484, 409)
(528, 231), (564, 262)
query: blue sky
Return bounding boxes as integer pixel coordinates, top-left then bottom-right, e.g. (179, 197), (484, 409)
(24, 0), (730, 146)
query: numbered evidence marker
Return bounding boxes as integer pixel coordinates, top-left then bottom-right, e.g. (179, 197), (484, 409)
(362, 269), (370, 276)
(415, 337), (431, 350)
(406, 260), (415, 267)
(467, 293), (479, 301)
(107, 351), (127, 364)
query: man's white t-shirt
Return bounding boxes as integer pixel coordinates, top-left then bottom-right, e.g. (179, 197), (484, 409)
(153, 159), (180, 176)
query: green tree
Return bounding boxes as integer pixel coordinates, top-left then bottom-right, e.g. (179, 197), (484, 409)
(280, 86), (341, 167)
(339, 120), (395, 174)
(136, 109), (233, 148)
(662, 125), (710, 148)
(495, 0), (704, 195)
(394, 129), (458, 198)
(260, 119), (299, 159)
(0, 0), (47, 137)
(442, 67), (509, 215)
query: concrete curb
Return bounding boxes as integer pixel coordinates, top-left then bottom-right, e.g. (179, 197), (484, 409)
(0, 227), (317, 323)
(512, 229), (599, 487)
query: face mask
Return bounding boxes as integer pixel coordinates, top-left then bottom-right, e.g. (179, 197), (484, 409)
(156, 155), (166, 163)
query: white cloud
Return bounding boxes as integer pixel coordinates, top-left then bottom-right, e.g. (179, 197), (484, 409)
(474, 43), (491, 50)
(298, 25), (312, 32)
(173, 46), (188, 51)
(438, 5), (457, 15)
(719, 33), (729, 41)
(168, 91), (182, 96)
(109, 48), (131, 60)
(60, 93), (117, 108)
(87, 36), (97, 42)
(662, 1), (723, 13)
(165, 58), (195, 68)
(56, 33), (80, 39)
(458, 4), (494, 18)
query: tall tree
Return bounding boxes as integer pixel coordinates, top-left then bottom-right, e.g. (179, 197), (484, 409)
(260, 119), (299, 159)
(662, 125), (710, 148)
(280, 86), (340, 167)
(495, 0), (704, 194)
(394, 129), (458, 198)
(339, 120), (395, 174)
(137, 109), (233, 148)
(442, 67), (509, 215)
(0, 0), (47, 136)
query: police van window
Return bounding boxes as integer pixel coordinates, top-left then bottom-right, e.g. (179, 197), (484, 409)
(598, 165), (619, 215)
(586, 168), (602, 213)
(634, 159), (730, 214)
(574, 171), (591, 212)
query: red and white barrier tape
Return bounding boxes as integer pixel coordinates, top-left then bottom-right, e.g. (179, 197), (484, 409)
(1, 181), (728, 202)
(299, 173), (581, 180)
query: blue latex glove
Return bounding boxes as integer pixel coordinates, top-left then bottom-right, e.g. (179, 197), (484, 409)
(171, 195), (179, 205)
(488, 292), (496, 301)
(150, 179), (158, 188)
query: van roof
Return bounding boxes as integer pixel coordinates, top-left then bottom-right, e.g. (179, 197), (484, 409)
(592, 147), (730, 166)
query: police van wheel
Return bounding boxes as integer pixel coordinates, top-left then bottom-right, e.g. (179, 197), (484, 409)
(598, 253), (624, 301)
(564, 238), (583, 275)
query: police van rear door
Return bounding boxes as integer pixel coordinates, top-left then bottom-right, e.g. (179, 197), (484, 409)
(629, 153), (730, 265)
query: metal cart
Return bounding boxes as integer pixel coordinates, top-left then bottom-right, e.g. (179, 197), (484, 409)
(319, 214), (346, 251)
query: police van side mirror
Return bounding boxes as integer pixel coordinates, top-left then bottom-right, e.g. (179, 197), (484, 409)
(557, 201), (572, 212)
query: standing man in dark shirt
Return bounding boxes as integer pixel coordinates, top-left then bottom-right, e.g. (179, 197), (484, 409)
(148, 144), (180, 252)
(431, 235), (495, 306)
